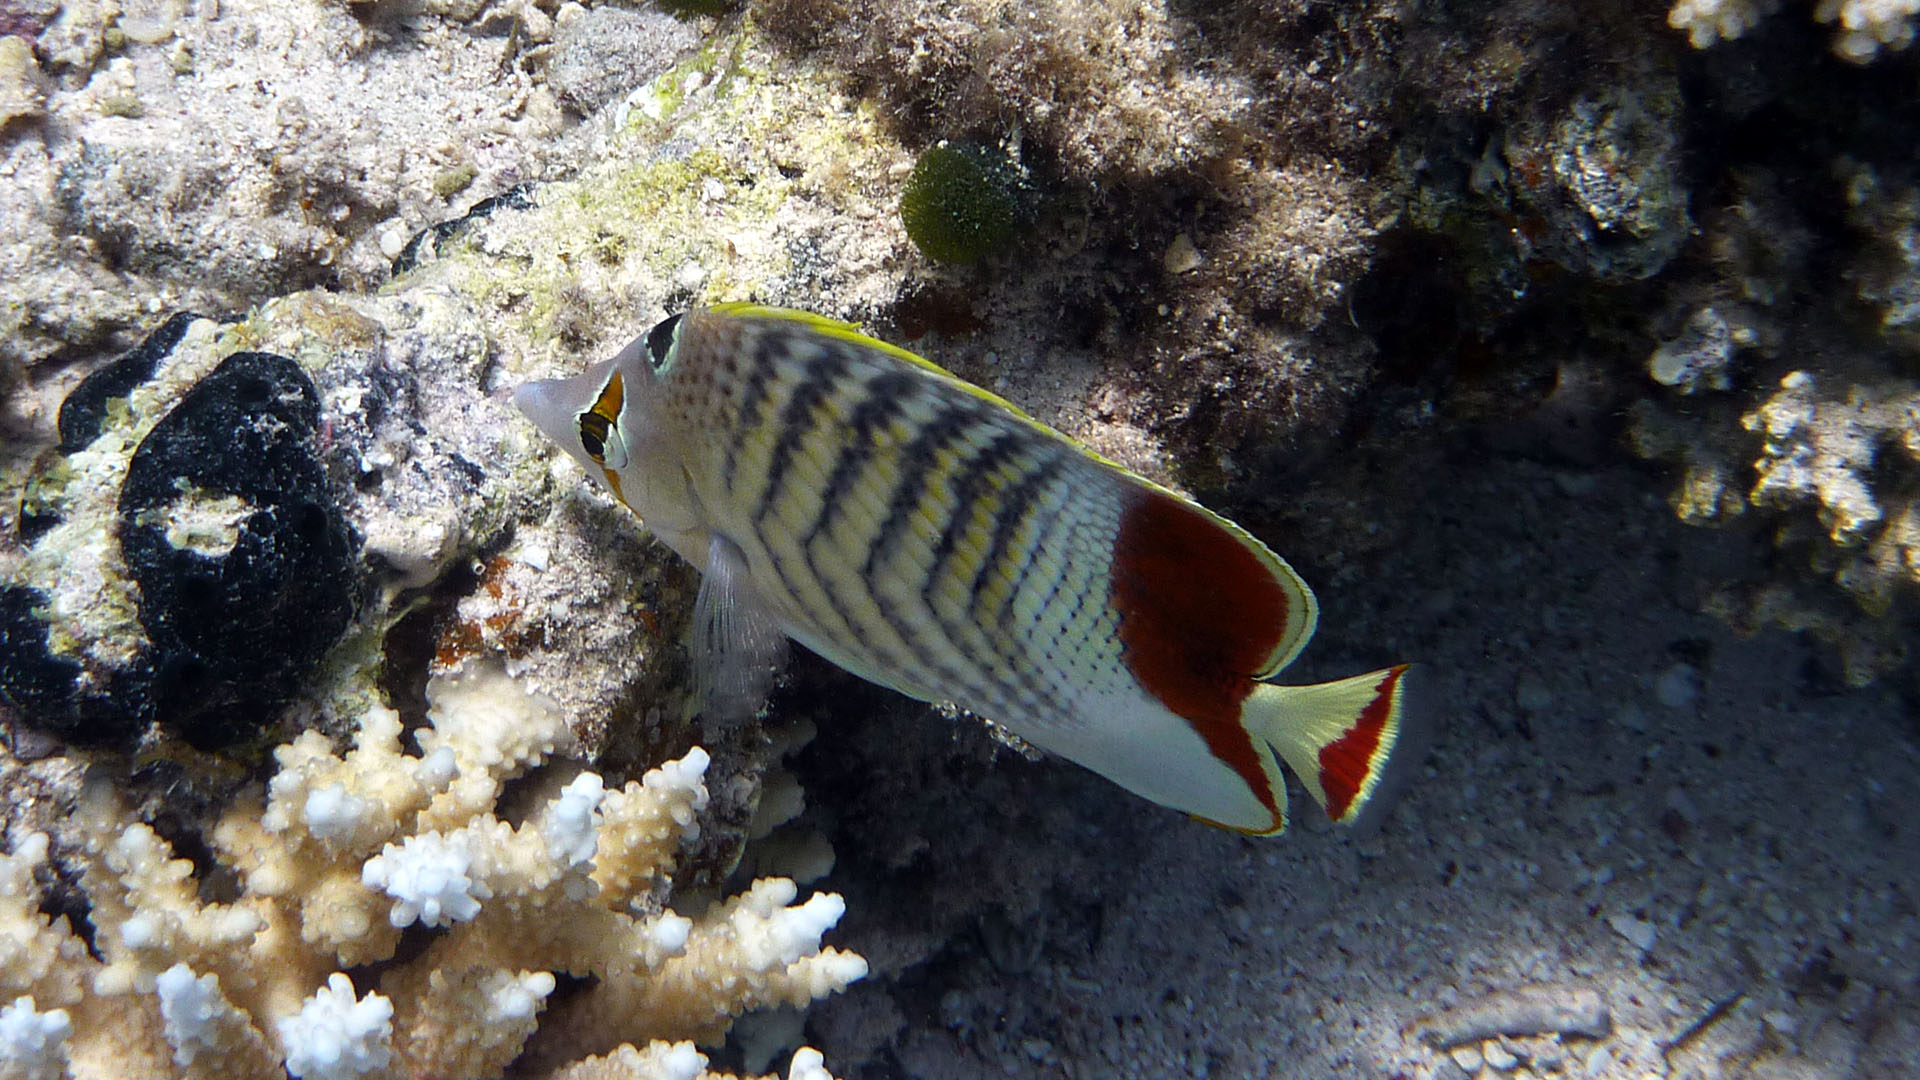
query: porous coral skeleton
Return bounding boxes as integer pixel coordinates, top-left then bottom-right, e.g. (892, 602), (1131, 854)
(0, 661), (863, 1080)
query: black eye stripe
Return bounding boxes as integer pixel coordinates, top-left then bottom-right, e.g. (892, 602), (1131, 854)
(577, 369), (624, 465)
(578, 412), (610, 460)
(646, 313), (683, 369)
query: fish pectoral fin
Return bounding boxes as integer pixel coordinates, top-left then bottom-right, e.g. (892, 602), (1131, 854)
(691, 534), (789, 724)
(1248, 664), (1421, 829)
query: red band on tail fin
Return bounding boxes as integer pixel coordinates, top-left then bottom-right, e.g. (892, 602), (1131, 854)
(1317, 664), (1409, 823)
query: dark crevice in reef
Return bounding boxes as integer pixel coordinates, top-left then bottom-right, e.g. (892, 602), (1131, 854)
(377, 555), (488, 733)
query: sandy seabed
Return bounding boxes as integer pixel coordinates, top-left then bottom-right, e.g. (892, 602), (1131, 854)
(798, 448), (1920, 1079)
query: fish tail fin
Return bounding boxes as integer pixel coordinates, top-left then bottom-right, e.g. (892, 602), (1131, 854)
(1245, 664), (1420, 828)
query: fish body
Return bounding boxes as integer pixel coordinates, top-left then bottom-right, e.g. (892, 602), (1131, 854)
(516, 304), (1415, 835)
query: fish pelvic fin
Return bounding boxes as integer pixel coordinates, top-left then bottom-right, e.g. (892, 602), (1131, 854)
(691, 534), (789, 726)
(1247, 664), (1419, 828)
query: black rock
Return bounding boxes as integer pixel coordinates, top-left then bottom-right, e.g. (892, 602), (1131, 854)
(0, 585), (151, 744)
(116, 351), (359, 748)
(57, 312), (204, 454)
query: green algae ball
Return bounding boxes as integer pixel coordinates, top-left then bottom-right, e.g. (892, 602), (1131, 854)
(900, 142), (1028, 265)
(654, 0), (735, 16)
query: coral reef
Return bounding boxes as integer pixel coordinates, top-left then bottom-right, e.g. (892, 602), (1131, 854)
(1497, 64), (1691, 283)
(1632, 366), (1920, 685)
(757, 0), (1402, 480)
(1311, 1), (1920, 687)
(1, 18), (921, 1078)
(0, 659), (864, 1079)
(757, 0), (1245, 179)
(0, 292), (571, 747)
(4, 0), (1920, 1076)
(1744, 373), (1920, 595)
(547, 6), (701, 117)
(1623, 154), (1920, 686)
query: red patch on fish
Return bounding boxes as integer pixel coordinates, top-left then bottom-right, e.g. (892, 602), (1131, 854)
(1317, 665), (1405, 821)
(1111, 486), (1290, 820)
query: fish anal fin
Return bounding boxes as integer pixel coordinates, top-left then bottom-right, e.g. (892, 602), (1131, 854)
(692, 534), (789, 725)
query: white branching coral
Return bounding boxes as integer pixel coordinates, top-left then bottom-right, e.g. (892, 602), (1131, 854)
(0, 833), (86, 1011)
(0, 995), (73, 1080)
(361, 831), (490, 928)
(544, 773), (608, 868)
(1745, 373), (1912, 544)
(154, 964), (266, 1069)
(1668, 0), (1918, 61)
(0, 660), (864, 1080)
(550, 1042), (843, 1080)
(1745, 372), (1920, 614)
(1816, 0), (1920, 60)
(1648, 306), (1755, 394)
(1667, 0), (1781, 47)
(535, 877), (870, 1062)
(277, 974), (394, 1080)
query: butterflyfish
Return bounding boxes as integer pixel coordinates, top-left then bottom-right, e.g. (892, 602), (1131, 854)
(516, 304), (1416, 835)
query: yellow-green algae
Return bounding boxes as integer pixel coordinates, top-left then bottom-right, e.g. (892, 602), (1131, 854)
(434, 162), (480, 200)
(394, 18), (911, 370)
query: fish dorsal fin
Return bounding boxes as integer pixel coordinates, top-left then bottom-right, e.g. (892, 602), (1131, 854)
(706, 303), (1045, 422)
(705, 304), (1179, 495)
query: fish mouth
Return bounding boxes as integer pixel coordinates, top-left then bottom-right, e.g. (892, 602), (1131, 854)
(512, 377), (574, 446)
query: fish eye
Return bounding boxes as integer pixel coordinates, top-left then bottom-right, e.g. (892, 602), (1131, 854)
(578, 413), (630, 470)
(646, 313), (683, 371)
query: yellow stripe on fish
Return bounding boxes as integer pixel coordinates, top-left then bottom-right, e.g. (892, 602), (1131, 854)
(516, 306), (1420, 835)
